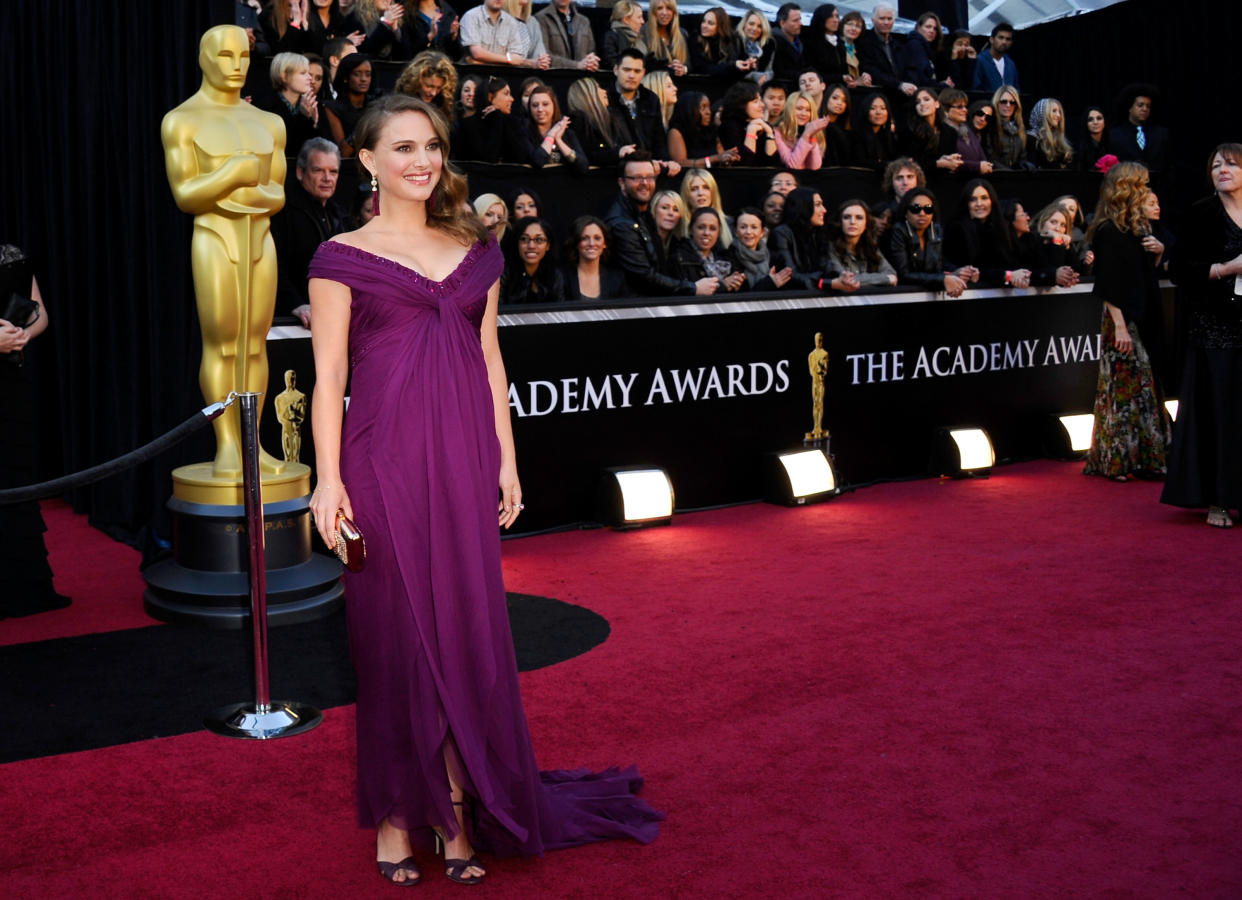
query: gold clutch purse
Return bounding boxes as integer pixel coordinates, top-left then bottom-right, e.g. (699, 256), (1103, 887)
(333, 511), (366, 572)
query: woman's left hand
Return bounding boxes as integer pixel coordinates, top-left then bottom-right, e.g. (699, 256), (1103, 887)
(498, 463), (523, 529)
(0, 324), (28, 354)
(1141, 235), (1164, 256)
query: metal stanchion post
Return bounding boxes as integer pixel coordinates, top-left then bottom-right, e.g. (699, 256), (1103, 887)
(204, 392), (323, 740)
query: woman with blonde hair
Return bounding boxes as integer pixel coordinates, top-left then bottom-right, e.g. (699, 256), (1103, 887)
(1026, 98), (1074, 169)
(568, 77), (635, 167)
(642, 70), (678, 130)
(602, 1), (647, 68)
(986, 85), (1029, 169)
(394, 51), (457, 122)
(774, 90), (828, 170)
(737, 9), (775, 83)
(643, 0), (690, 76)
(262, 52), (322, 151)
(1083, 162), (1169, 481)
(350, 0), (408, 59)
(503, 0), (551, 66)
(473, 192), (508, 243)
(679, 168), (734, 248)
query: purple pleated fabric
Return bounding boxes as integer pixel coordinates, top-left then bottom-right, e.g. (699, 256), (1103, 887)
(307, 238), (662, 857)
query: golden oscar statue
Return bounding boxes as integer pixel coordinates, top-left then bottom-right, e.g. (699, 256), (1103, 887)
(145, 25), (340, 628)
(161, 23), (308, 504)
(274, 369), (307, 463)
(806, 332), (829, 441)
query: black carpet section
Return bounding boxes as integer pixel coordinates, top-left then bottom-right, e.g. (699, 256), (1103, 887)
(0, 593), (609, 764)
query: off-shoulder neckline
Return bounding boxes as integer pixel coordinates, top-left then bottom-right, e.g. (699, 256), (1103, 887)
(320, 237), (489, 287)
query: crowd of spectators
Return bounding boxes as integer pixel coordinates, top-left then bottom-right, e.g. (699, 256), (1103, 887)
(239, 0), (1176, 311)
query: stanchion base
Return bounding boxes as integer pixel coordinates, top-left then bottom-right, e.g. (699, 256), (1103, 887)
(204, 701), (323, 740)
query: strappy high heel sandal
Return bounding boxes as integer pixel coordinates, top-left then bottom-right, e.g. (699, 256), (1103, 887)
(376, 857), (421, 887)
(433, 801), (487, 886)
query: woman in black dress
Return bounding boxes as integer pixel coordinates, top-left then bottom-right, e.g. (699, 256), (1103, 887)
(1078, 106), (1112, 172)
(803, 4), (845, 82)
(501, 217), (565, 305)
(0, 245), (69, 618)
(563, 217), (626, 302)
(1082, 162), (1170, 481)
(768, 188), (856, 292)
(522, 85), (589, 174)
(850, 93), (897, 171)
(325, 53), (379, 156)
(1161, 144), (1242, 527)
(900, 88), (962, 175)
(718, 82), (779, 167)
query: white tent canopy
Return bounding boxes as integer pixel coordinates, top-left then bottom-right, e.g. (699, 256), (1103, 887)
(678, 0), (1130, 33)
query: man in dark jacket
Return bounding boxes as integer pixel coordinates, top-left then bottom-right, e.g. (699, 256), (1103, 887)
(607, 49), (673, 162)
(770, 3), (805, 85)
(1109, 85), (1170, 175)
(604, 152), (715, 297)
(858, 3), (914, 95)
(270, 137), (345, 326)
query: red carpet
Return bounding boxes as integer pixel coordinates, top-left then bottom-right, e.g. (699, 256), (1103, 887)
(3, 462), (1240, 897)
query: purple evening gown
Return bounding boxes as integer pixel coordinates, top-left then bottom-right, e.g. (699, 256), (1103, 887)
(306, 237), (662, 856)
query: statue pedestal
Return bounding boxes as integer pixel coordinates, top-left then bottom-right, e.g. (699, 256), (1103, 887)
(142, 463), (344, 628)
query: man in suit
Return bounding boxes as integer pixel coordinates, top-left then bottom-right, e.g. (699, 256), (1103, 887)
(771, 3), (805, 85)
(535, 0), (600, 71)
(971, 22), (1019, 92)
(1109, 85), (1170, 175)
(859, 3), (914, 95)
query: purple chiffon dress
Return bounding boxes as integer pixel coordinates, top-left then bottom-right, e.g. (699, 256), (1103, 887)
(306, 237), (662, 857)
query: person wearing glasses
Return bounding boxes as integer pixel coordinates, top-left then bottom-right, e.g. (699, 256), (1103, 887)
(604, 151), (718, 296)
(955, 99), (995, 175)
(501, 216), (565, 304)
(888, 188), (977, 297)
(986, 85), (1030, 170)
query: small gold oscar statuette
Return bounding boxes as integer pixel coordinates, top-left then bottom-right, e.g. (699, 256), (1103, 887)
(274, 370), (307, 463)
(806, 332), (829, 441)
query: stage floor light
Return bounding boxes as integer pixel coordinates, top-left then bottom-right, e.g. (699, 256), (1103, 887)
(932, 426), (995, 478)
(1057, 413), (1095, 454)
(598, 467), (675, 528)
(1165, 399), (1178, 422)
(765, 449), (836, 505)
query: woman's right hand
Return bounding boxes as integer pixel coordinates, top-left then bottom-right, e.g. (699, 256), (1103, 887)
(943, 273), (966, 297)
(310, 481), (354, 549)
(769, 265), (793, 288)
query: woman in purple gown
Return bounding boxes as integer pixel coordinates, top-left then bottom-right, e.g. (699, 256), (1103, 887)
(306, 95), (661, 887)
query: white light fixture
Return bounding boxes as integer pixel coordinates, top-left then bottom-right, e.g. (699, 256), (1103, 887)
(948, 428), (995, 471)
(598, 467), (675, 528)
(1057, 414), (1095, 453)
(1165, 399), (1178, 422)
(769, 449), (836, 505)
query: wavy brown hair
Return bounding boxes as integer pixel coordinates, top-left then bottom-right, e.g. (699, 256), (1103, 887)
(393, 51), (457, 122)
(353, 95), (488, 248)
(1087, 161), (1150, 239)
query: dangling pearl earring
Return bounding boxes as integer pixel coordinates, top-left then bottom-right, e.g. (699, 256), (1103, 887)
(370, 172), (380, 217)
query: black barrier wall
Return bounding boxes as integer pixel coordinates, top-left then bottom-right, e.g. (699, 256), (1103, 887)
(264, 284), (1118, 534)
